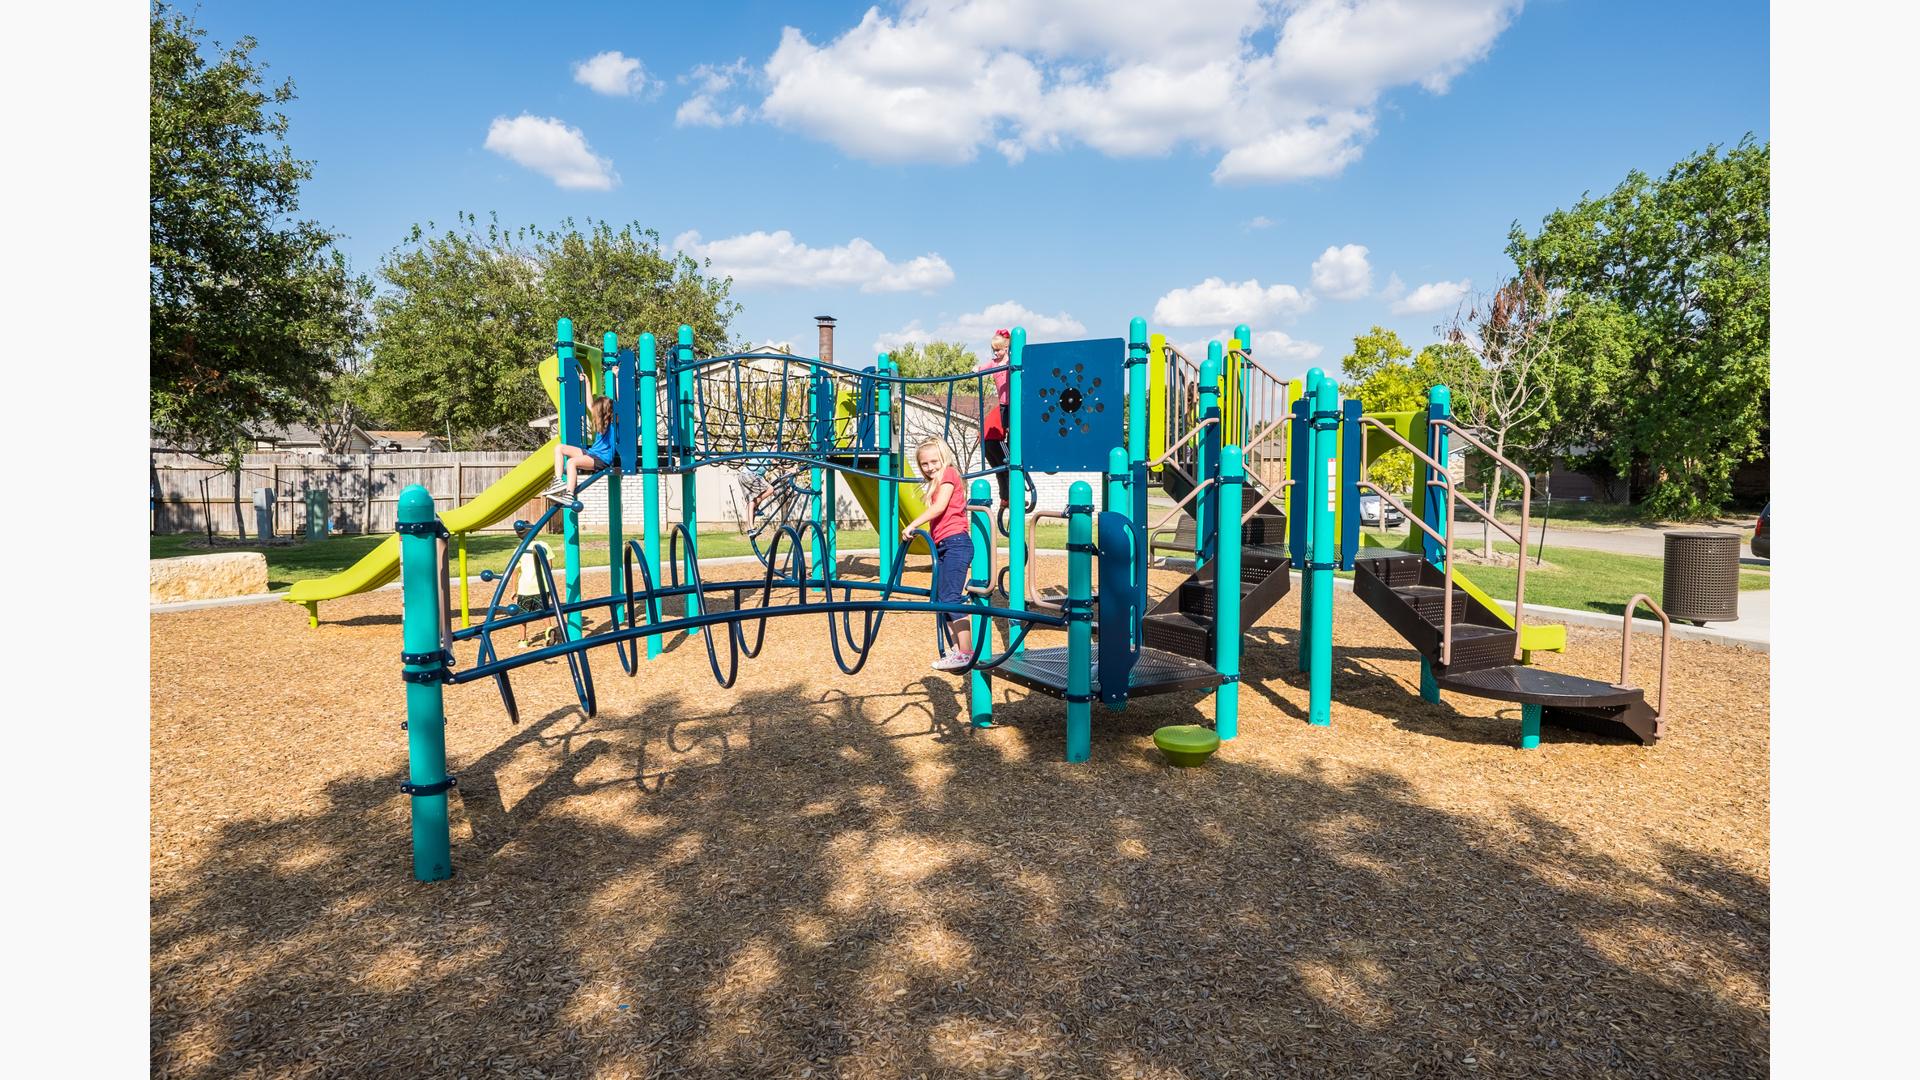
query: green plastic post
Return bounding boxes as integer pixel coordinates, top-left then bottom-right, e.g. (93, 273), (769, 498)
(1008, 327), (1028, 654)
(1216, 446), (1243, 741)
(968, 479), (993, 728)
(1521, 703), (1542, 749)
(1420, 660), (1439, 704)
(1309, 373), (1336, 726)
(1127, 317), (1150, 614)
(1065, 481), (1093, 762)
(1297, 369), (1321, 674)
(398, 485), (451, 882)
(1105, 446), (1128, 515)
(877, 354), (895, 586)
(1196, 354), (1220, 571)
(677, 326), (701, 631)
(603, 332), (624, 624)
(639, 333), (663, 659)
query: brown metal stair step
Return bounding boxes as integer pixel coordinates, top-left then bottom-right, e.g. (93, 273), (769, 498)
(1141, 611), (1212, 659)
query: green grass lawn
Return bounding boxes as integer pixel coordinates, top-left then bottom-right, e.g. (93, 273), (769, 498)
(1487, 500), (1764, 530)
(153, 523), (1072, 593)
(1335, 537), (1767, 618)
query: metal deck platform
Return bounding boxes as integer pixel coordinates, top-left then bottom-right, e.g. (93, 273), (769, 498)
(989, 645), (1225, 700)
(1435, 664), (1643, 709)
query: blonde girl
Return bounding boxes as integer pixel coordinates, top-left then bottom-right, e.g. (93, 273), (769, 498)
(900, 439), (975, 671)
(548, 395), (616, 504)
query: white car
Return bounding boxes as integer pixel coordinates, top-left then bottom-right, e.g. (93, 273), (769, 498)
(1358, 491), (1406, 527)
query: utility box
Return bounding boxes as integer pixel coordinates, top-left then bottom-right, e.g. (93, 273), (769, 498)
(1662, 531), (1740, 624)
(305, 490), (330, 541)
(253, 488), (277, 541)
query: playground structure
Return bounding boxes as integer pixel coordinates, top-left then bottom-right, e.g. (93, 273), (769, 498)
(385, 317), (1673, 882)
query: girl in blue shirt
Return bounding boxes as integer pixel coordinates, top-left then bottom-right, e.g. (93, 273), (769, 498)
(546, 395), (617, 504)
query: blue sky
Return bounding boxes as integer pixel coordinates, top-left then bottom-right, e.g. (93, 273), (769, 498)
(185, 0), (1767, 372)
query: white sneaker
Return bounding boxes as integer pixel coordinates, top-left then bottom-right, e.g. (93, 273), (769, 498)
(932, 650), (970, 672)
(544, 489), (576, 505)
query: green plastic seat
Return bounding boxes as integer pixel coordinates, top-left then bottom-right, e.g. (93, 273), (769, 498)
(1152, 724), (1221, 767)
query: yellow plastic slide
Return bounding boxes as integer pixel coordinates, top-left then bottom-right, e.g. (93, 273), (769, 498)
(836, 469), (932, 556)
(285, 440), (562, 625)
(287, 348), (602, 625)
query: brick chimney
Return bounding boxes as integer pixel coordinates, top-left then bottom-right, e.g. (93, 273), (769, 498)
(815, 315), (836, 364)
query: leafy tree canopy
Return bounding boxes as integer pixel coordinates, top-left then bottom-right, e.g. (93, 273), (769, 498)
(1339, 327), (1471, 492)
(1508, 138), (1769, 516)
(886, 341), (982, 393)
(362, 214), (741, 448)
(150, 4), (369, 455)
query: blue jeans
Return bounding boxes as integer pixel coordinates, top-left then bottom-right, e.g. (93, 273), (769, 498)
(934, 534), (974, 641)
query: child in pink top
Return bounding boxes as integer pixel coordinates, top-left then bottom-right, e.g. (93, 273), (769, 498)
(974, 329), (1013, 508)
(901, 439), (976, 671)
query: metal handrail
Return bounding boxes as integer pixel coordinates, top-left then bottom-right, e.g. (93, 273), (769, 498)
(1355, 418), (1462, 665)
(1148, 415), (1218, 470)
(1616, 594), (1671, 717)
(1430, 419), (1530, 637)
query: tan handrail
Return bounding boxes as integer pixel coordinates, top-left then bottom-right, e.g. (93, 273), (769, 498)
(1430, 419), (1530, 643)
(1021, 508), (1073, 611)
(1616, 594), (1671, 717)
(1355, 418), (1463, 665)
(1149, 415), (1218, 470)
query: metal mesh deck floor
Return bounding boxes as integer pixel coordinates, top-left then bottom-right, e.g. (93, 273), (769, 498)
(990, 645), (1225, 700)
(1436, 665), (1642, 708)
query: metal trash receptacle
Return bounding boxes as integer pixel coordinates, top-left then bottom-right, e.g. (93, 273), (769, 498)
(305, 490), (331, 541)
(1662, 530), (1740, 624)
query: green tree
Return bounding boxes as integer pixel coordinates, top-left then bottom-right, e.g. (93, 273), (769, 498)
(1508, 139), (1769, 517)
(886, 341), (982, 392)
(362, 214), (741, 448)
(1339, 327), (1446, 493)
(150, 4), (370, 456)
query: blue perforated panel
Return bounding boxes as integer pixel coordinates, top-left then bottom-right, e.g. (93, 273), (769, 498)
(1023, 338), (1125, 472)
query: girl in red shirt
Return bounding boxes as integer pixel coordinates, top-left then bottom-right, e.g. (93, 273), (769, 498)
(901, 439), (976, 671)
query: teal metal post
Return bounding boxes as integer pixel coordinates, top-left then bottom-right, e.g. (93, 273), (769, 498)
(1127, 317), (1150, 616)
(1008, 327), (1028, 654)
(968, 479), (994, 728)
(639, 333), (663, 659)
(1196, 353), (1221, 570)
(558, 320), (584, 640)
(809, 359), (827, 584)
(1520, 703), (1542, 749)
(398, 485), (452, 881)
(1419, 384), (1452, 703)
(1297, 369), (1322, 674)
(676, 326), (701, 630)
(603, 331), (625, 623)
(1308, 374), (1336, 726)
(1065, 481), (1094, 762)
(877, 354), (895, 585)
(1104, 447), (1128, 514)
(1216, 446), (1244, 741)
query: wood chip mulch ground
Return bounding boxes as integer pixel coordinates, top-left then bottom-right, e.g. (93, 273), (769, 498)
(152, 560), (1767, 1078)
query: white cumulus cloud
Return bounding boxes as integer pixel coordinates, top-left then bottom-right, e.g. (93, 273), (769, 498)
(1152, 277), (1313, 327)
(677, 60), (752, 127)
(1311, 243), (1373, 300)
(735, 0), (1521, 183)
(674, 229), (955, 293)
(573, 51), (661, 97)
(483, 115), (618, 190)
(1391, 278), (1472, 314)
(1172, 329), (1323, 366)
(874, 301), (1088, 354)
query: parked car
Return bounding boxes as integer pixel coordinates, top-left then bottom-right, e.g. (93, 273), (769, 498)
(1750, 503), (1769, 559)
(1358, 491), (1406, 528)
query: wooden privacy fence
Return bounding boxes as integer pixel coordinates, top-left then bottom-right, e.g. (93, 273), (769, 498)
(151, 451), (544, 537)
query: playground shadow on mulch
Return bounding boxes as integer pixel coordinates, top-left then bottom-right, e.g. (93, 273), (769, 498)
(150, 568), (1770, 1078)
